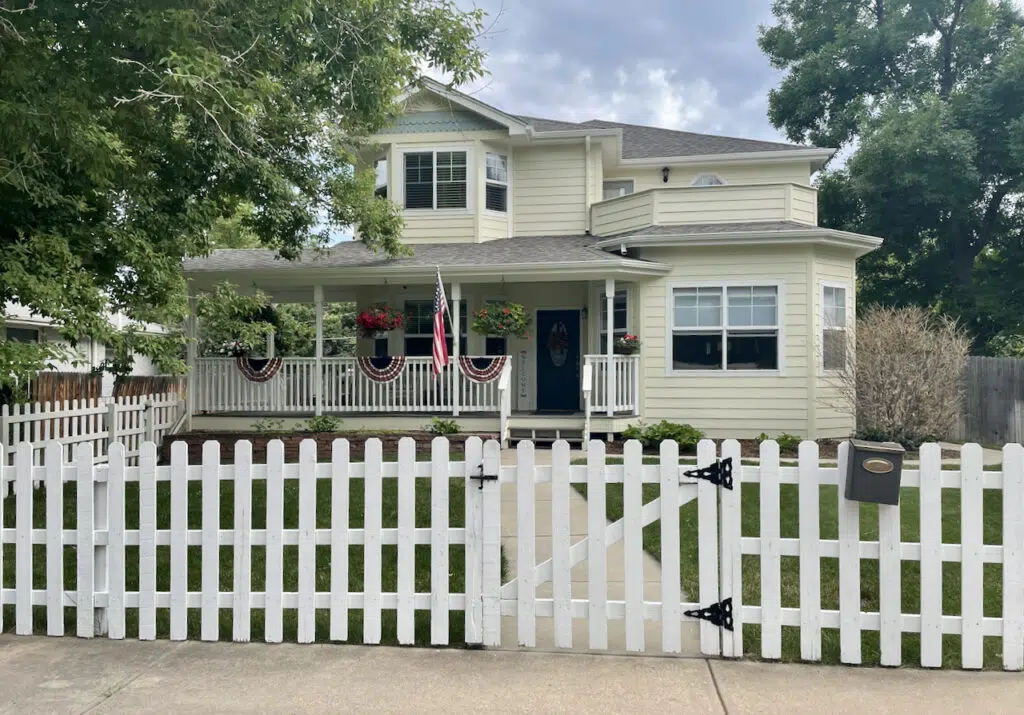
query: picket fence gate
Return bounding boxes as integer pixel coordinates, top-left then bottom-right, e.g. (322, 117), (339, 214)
(1, 436), (1023, 671)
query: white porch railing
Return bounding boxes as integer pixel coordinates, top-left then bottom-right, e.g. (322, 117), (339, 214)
(193, 357), (505, 415)
(585, 354), (640, 416)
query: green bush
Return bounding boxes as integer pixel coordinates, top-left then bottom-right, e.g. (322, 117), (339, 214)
(757, 432), (802, 454)
(622, 420), (705, 451)
(251, 418), (285, 432)
(301, 415), (341, 433)
(855, 424), (932, 451)
(425, 416), (461, 436)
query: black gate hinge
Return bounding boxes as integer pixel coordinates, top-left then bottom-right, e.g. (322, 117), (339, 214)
(684, 598), (734, 631)
(683, 457), (733, 490)
(470, 463), (498, 489)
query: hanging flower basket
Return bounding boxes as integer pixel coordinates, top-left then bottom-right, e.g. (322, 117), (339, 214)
(356, 304), (404, 339)
(471, 301), (532, 339)
(614, 334), (642, 355)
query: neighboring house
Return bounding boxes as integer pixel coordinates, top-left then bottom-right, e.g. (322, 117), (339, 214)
(181, 77), (882, 441)
(4, 302), (163, 397)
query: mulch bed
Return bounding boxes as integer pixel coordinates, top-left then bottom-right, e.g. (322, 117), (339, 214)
(161, 431), (495, 464)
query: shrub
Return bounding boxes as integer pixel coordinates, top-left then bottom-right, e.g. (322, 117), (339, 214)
(251, 418), (285, 432)
(622, 420), (705, 451)
(830, 305), (969, 449)
(301, 415), (341, 433)
(757, 432), (802, 454)
(425, 416), (460, 436)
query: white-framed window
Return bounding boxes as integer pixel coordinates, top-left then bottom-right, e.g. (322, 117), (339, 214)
(602, 179), (635, 200)
(669, 284), (780, 371)
(404, 299), (467, 357)
(485, 152), (508, 212)
(822, 283), (848, 372)
(5, 326), (40, 343)
(600, 290), (629, 341)
(403, 150), (468, 210)
(691, 173), (726, 187)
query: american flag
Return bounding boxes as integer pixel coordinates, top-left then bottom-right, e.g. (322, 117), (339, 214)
(432, 267), (449, 377)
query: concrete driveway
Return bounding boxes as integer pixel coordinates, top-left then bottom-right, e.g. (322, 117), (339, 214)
(3, 636), (1024, 715)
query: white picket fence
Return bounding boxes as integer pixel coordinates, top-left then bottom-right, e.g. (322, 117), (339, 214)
(1, 435), (1022, 672)
(0, 393), (182, 468)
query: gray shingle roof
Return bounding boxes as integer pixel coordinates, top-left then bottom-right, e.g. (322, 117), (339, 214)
(512, 114), (808, 159)
(183, 235), (635, 273)
(610, 221), (817, 238)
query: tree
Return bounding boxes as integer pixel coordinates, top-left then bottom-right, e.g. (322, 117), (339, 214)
(760, 0), (1024, 349)
(1, 0), (484, 377)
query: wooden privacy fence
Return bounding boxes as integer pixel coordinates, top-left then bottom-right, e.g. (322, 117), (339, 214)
(1, 435), (1023, 672)
(0, 393), (182, 467)
(956, 355), (1024, 444)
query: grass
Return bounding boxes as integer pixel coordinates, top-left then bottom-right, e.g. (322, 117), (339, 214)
(2, 452), (470, 646)
(575, 480), (1006, 668)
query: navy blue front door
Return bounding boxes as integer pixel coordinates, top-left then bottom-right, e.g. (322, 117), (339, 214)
(535, 310), (581, 412)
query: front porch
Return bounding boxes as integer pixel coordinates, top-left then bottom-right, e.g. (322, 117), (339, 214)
(190, 353), (641, 444)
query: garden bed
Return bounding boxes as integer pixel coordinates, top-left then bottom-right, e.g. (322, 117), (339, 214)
(161, 431), (494, 463)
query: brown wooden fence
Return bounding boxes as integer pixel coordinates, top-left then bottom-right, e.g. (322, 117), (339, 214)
(953, 356), (1024, 444)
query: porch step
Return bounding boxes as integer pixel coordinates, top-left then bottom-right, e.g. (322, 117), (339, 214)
(508, 426), (586, 447)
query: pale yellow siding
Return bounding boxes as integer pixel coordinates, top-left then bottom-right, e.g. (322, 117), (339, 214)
(480, 213), (508, 242)
(591, 192), (653, 235)
(513, 144), (587, 236)
(813, 249), (858, 438)
(636, 245), (814, 438)
(790, 186), (818, 225)
(400, 215), (477, 244)
(627, 161), (813, 192)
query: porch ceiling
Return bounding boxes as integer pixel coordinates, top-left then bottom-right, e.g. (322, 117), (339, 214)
(183, 235), (670, 297)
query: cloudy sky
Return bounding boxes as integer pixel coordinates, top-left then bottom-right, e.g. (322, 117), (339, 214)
(445, 0), (789, 143)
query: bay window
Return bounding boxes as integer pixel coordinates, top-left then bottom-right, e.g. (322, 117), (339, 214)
(403, 150), (468, 210)
(671, 284), (779, 371)
(822, 284), (848, 371)
(485, 152), (508, 212)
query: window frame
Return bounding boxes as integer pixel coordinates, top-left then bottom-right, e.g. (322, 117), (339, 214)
(484, 151), (509, 214)
(691, 173), (727, 187)
(399, 146), (473, 214)
(5, 325), (41, 343)
(820, 280), (850, 375)
(664, 279), (785, 376)
(599, 289), (631, 343)
(403, 298), (468, 357)
(602, 178), (636, 200)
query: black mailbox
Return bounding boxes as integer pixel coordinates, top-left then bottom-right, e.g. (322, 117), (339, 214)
(844, 439), (905, 506)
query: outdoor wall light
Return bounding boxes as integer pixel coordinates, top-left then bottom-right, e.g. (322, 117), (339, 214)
(662, 166), (670, 183)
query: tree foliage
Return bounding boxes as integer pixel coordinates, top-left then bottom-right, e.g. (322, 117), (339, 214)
(1, 0), (484, 376)
(761, 0), (1024, 349)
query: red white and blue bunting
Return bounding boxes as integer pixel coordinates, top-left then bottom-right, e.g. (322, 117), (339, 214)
(236, 356), (283, 383)
(357, 356), (407, 383)
(458, 356), (507, 383)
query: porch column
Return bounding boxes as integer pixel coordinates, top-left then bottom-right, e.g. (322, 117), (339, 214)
(451, 281), (461, 417)
(605, 278), (615, 418)
(314, 285), (324, 416)
(185, 295), (197, 431)
(266, 328), (275, 358)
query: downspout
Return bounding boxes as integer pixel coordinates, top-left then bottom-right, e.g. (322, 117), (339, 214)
(584, 135), (592, 234)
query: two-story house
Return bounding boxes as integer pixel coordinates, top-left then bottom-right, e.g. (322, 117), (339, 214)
(182, 78), (882, 443)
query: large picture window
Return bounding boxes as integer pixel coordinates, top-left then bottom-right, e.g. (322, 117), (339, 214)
(403, 150), (467, 210)
(671, 285), (779, 371)
(404, 299), (467, 357)
(822, 283), (848, 371)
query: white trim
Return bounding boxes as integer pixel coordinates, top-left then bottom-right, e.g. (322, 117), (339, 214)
(397, 144), (475, 213)
(618, 147), (836, 169)
(664, 279), (786, 377)
(819, 280), (850, 376)
(398, 78), (531, 134)
(595, 229), (883, 257)
(483, 150), (509, 215)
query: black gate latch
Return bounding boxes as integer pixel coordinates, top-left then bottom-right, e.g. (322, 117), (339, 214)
(683, 457), (733, 490)
(684, 598), (734, 631)
(470, 464), (498, 489)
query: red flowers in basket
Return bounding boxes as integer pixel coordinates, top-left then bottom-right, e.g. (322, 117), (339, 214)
(356, 304), (404, 338)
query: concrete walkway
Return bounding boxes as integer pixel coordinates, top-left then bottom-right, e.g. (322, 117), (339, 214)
(498, 447), (700, 655)
(3, 636), (1024, 714)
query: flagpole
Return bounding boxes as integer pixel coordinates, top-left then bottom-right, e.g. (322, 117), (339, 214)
(437, 265), (454, 334)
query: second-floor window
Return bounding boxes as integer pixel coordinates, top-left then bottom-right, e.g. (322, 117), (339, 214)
(485, 153), (508, 212)
(404, 150), (467, 210)
(603, 180), (634, 200)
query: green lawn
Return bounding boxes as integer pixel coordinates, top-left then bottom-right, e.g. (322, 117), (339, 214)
(2, 455), (469, 645)
(576, 481), (1005, 668)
